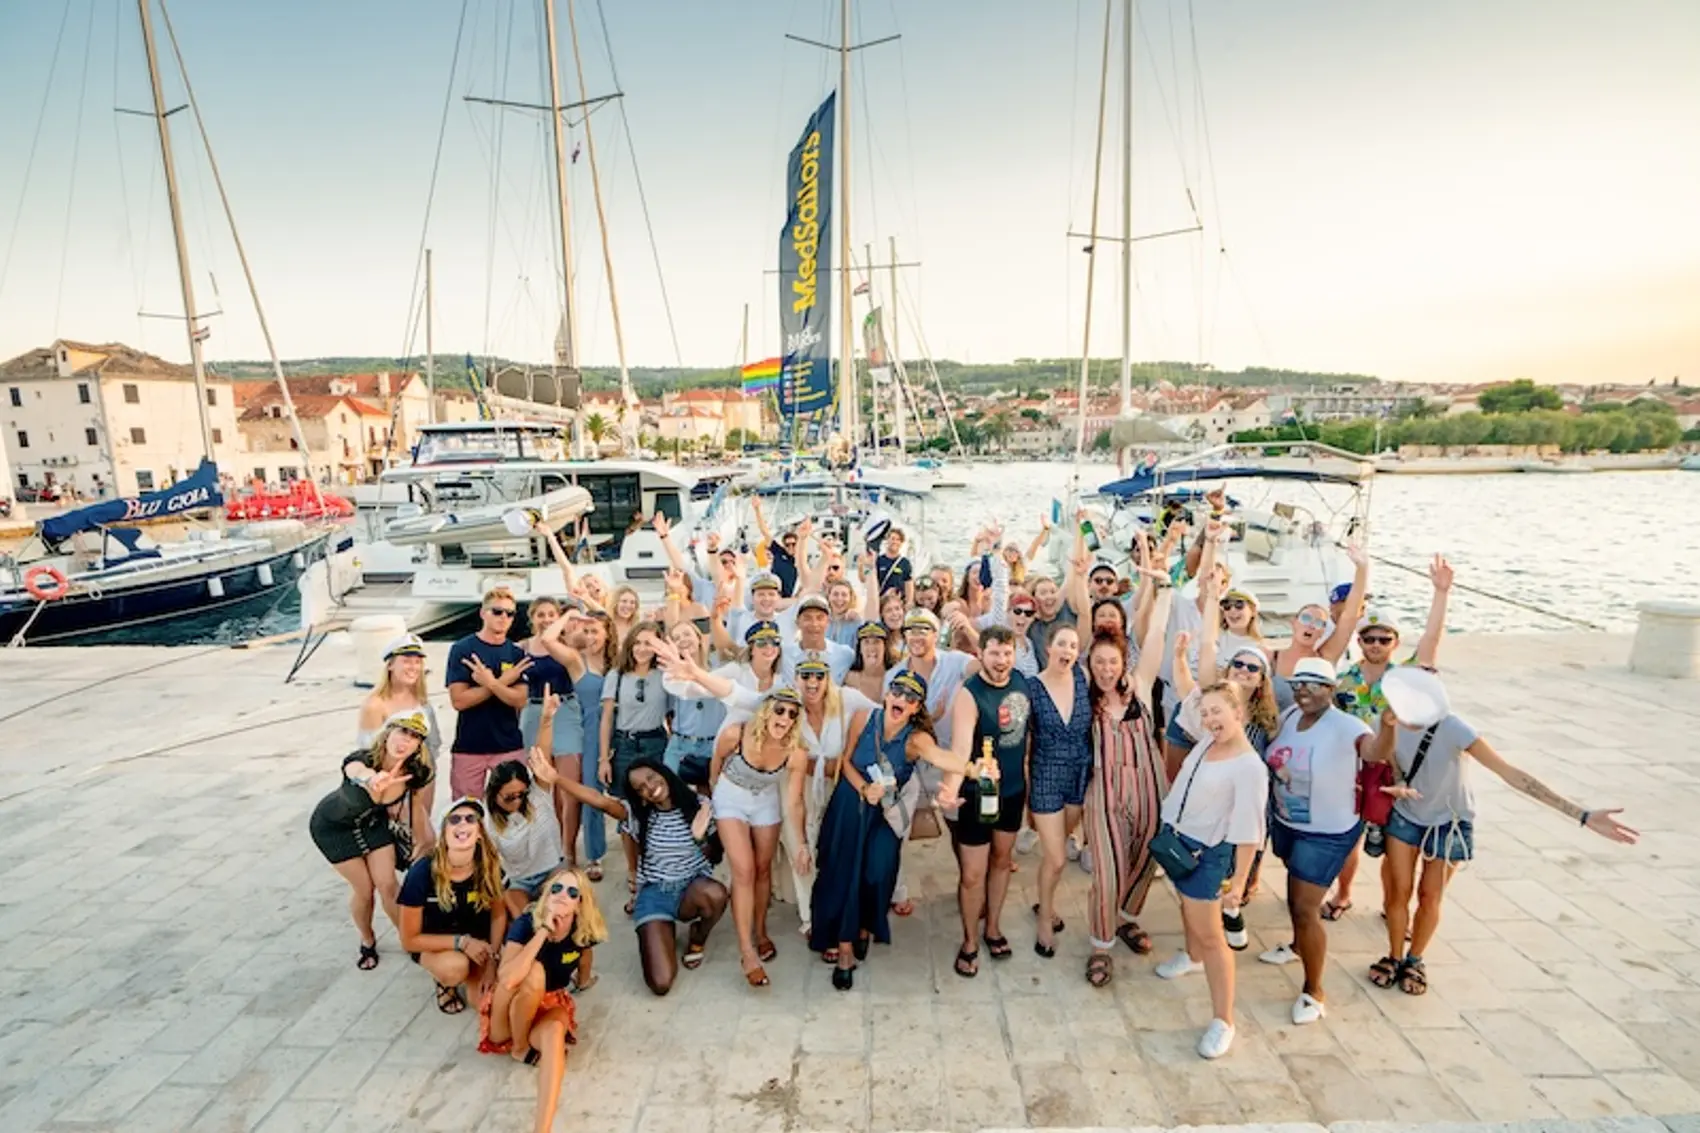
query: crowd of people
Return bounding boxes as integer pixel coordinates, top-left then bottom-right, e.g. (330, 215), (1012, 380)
(309, 496), (1638, 1126)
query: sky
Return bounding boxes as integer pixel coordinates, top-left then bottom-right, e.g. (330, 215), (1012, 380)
(0, 0), (1696, 387)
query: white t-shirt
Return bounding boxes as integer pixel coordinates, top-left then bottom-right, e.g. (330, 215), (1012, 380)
(1393, 713), (1480, 827)
(1162, 742), (1269, 848)
(781, 639), (854, 684)
(727, 604), (796, 646)
(1266, 705), (1373, 834)
(484, 781), (565, 879)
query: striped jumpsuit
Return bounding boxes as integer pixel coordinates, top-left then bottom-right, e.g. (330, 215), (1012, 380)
(1083, 701), (1166, 950)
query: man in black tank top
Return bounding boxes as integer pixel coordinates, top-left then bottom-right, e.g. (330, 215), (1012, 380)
(942, 626), (1032, 976)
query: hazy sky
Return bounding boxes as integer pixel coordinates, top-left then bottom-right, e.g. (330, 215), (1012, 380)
(0, 0), (1695, 386)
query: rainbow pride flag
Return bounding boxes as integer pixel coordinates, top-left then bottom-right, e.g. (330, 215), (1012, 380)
(741, 357), (781, 395)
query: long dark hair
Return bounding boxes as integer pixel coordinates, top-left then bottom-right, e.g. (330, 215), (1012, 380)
(623, 757), (701, 861)
(485, 759), (532, 832)
(1086, 631), (1140, 721)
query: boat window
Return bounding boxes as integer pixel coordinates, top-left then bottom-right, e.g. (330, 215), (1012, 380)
(652, 490), (682, 524)
(576, 473), (643, 538)
(415, 430), (523, 465)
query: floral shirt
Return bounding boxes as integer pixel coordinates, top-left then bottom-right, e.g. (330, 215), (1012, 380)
(1336, 653), (1422, 723)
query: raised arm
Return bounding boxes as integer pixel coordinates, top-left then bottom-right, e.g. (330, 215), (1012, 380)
(751, 497), (774, 548)
(1024, 514), (1050, 564)
(1132, 580), (1174, 697)
(709, 591), (736, 657)
(1414, 554), (1452, 669)
(1196, 570), (1224, 680)
(554, 772), (630, 821)
(939, 686), (981, 803)
(1320, 544), (1369, 663)
(540, 523), (579, 594)
(538, 615), (587, 681)
(860, 553), (880, 621)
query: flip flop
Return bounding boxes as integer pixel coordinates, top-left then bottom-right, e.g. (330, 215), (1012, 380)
(682, 939), (706, 970)
(356, 943), (379, 971)
(1321, 898), (1353, 922)
(954, 947), (979, 979)
(586, 861), (604, 882)
(984, 934), (1012, 961)
(1031, 902), (1064, 933)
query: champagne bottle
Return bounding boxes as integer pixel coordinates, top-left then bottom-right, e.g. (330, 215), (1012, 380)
(978, 737), (1000, 824)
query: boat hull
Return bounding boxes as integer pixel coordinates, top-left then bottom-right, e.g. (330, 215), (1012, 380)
(0, 532), (333, 645)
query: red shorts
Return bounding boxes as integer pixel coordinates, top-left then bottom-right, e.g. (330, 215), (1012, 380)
(476, 985), (578, 1055)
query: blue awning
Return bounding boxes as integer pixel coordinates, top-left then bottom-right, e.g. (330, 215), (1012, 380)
(1098, 465), (1365, 500)
(39, 460), (222, 543)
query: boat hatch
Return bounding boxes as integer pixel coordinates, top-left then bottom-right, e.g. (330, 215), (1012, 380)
(652, 491), (682, 523)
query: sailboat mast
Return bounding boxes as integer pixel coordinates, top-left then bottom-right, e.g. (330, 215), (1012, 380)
(1118, 0), (1134, 417)
(542, 0), (582, 452)
(837, 0), (857, 449)
(864, 243), (879, 456)
(425, 248), (436, 424)
(136, 0), (215, 463)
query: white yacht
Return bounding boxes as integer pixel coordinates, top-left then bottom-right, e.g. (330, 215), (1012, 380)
(312, 420), (740, 633)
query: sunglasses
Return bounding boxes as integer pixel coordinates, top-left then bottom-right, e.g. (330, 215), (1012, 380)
(497, 789), (526, 804)
(1360, 634), (1396, 646)
(1228, 658), (1264, 675)
(446, 811), (480, 827)
(1010, 607), (1035, 617)
(772, 704), (800, 720)
(1296, 613), (1326, 628)
(889, 690), (922, 704)
(1289, 679), (1333, 690)
(548, 881), (581, 899)
(635, 677), (646, 703)
(798, 671), (827, 682)
(487, 607), (516, 618)
(1220, 599), (1249, 611)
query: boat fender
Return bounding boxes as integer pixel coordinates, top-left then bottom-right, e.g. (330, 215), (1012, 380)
(291, 552), (305, 569)
(208, 576), (226, 599)
(257, 563), (275, 587)
(23, 566), (69, 602)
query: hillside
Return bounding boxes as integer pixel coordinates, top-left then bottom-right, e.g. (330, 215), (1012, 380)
(214, 355), (1379, 398)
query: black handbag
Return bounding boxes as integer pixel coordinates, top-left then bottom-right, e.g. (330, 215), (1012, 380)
(1148, 756), (1205, 879)
(388, 789), (415, 872)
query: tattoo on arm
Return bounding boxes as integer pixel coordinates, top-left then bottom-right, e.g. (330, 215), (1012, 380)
(1502, 767), (1583, 820)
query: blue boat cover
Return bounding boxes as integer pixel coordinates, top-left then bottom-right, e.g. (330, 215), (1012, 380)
(1098, 465), (1364, 500)
(39, 460), (222, 543)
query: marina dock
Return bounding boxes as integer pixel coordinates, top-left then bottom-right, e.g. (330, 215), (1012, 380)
(0, 631), (1696, 1132)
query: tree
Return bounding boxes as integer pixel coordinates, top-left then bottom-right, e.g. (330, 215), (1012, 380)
(1090, 428), (1111, 452)
(981, 413), (1013, 451)
(1477, 379), (1562, 414)
(724, 428), (754, 452)
(585, 413), (611, 447)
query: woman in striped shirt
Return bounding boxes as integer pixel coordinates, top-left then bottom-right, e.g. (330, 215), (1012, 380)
(555, 757), (729, 996)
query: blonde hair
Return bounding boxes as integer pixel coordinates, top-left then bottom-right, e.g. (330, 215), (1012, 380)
(364, 723), (432, 787)
(482, 585), (516, 608)
(430, 804), (504, 913)
(528, 866), (609, 948)
(375, 656), (428, 703)
(1204, 677), (1278, 736)
(746, 695), (805, 763)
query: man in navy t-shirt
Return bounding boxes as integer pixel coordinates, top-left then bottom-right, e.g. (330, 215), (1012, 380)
(445, 586), (530, 797)
(875, 526), (914, 603)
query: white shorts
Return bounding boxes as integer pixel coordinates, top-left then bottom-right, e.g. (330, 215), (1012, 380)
(712, 775), (783, 827)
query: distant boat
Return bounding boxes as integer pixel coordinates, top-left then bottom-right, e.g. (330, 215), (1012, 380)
(1682, 454), (1700, 472)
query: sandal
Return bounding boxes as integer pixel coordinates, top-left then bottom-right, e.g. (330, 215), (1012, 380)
(1368, 955), (1401, 989)
(821, 947), (839, 965)
(1115, 923), (1153, 955)
(682, 934), (707, 970)
(1034, 939), (1056, 959)
(1397, 957), (1428, 996)
(890, 899), (914, 917)
(743, 960), (770, 988)
(984, 934), (1012, 961)
(522, 1048), (540, 1066)
(756, 936), (777, 963)
(954, 947), (979, 978)
(586, 861), (604, 882)
(569, 973), (598, 993)
(623, 897), (635, 917)
(1031, 903), (1064, 933)
(852, 934), (870, 961)
(1086, 952), (1113, 988)
(356, 943), (379, 971)
(435, 983), (466, 1015)
(1321, 898), (1353, 922)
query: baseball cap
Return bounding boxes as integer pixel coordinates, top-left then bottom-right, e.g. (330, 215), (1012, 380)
(1089, 561), (1117, 579)
(445, 795), (486, 819)
(1358, 608), (1402, 637)
(1290, 657), (1338, 685)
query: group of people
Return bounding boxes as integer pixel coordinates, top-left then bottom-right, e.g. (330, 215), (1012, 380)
(310, 491), (1639, 1128)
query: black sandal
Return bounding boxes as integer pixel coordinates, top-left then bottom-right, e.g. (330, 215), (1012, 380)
(1115, 923), (1153, 955)
(1368, 955), (1400, 989)
(984, 934), (1012, 960)
(1086, 952), (1113, 988)
(523, 1048), (540, 1066)
(356, 943), (379, 971)
(954, 947), (979, 978)
(435, 983), (466, 1014)
(1031, 902), (1064, 933)
(852, 934), (870, 961)
(832, 965), (855, 991)
(1397, 957), (1428, 996)
(1034, 939), (1056, 959)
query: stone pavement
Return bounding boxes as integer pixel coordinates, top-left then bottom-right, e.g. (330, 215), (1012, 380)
(0, 631), (1697, 1132)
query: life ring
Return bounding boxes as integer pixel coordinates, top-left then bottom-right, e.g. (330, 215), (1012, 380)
(24, 565), (70, 601)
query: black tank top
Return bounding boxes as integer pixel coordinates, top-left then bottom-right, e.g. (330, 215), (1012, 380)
(965, 672), (1033, 796)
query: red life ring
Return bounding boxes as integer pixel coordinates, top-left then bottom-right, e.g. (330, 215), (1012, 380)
(24, 565), (70, 601)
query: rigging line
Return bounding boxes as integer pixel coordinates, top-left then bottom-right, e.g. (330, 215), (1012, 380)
(0, 1), (77, 301)
(1186, 0), (1226, 248)
(52, 0), (100, 337)
(109, 0), (142, 318)
(397, 0), (472, 374)
(593, 0), (683, 369)
(1071, 0), (1114, 490)
(1131, 0), (1200, 225)
(482, 0), (518, 362)
(886, 0), (923, 258)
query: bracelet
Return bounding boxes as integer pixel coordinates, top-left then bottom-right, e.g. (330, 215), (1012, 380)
(1579, 810), (1590, 827)
(453, 934), (463, 952)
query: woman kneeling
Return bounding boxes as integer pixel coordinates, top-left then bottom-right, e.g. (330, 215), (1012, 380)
(397, 797), (507, 1015)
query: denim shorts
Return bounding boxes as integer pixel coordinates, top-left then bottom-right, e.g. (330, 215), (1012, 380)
(1163, 715), (1194, 749)
(664, 734), (714, 775)
(1385, 809), (1475, 863)
(1169, 830), (1236, 902)
(508, 868), (558, 897)
(631, 878), (704, 928)
(1271, 819), (1363, 888)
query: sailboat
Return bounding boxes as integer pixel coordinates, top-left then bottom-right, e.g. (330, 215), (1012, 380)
(0, 0), (333, 646)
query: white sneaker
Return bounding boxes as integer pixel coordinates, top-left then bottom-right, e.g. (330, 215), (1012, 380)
(1197, 1018), (1235, 1060)
(1259, 942), (1297, 965)
(1291, 992), (1327, 1025)
(1078, 847), (1094, 875)
(1155, 950), (1202, 980)
(1015, 827), (1039, 855)
(1066, 833), (1082, 861)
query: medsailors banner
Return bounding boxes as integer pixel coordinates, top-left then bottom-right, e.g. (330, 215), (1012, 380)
(777, 92), (836, 435)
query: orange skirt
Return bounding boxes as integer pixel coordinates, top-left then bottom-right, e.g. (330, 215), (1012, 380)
(476, 985), (578, 1055)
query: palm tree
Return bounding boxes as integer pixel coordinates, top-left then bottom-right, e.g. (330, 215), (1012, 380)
(981, 413), (1013, 452)
(585, 413), (611, 448)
